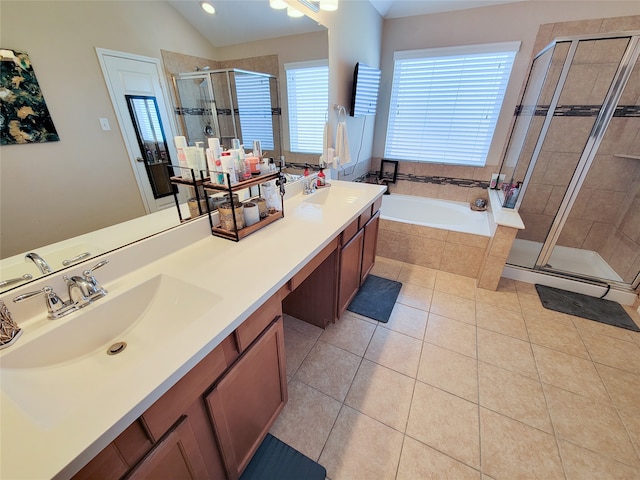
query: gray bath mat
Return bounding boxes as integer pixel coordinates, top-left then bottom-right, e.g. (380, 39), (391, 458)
(347, 274), (402, 323)
(535, 284), (639, 332)
(240, 434), (326, 480)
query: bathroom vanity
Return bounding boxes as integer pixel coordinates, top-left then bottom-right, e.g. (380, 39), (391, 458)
(0, 180), (385, 480)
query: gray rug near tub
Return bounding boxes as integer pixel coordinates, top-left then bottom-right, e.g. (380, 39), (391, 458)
(535, 284), (639, 332)
(347, 275), (402, 323)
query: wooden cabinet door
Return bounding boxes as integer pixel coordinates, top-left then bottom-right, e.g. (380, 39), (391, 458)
(124, 416), (210, 480)
(361, 211), (380, 285)
(338, 228), (364, 317)
(205, 317), (287, 480)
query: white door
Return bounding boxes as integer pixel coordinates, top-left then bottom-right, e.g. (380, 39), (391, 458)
(97, 48), (179, 213)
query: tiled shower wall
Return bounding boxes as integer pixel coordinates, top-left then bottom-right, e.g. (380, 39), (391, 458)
(513, 15), (640, 283)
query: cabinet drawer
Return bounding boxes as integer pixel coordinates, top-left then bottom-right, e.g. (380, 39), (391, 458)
(341, 218), (359, 246)
(235, 292), (283, 353)
(143, 339), (229, 440)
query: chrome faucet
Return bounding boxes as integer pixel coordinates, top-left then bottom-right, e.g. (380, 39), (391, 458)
(302, 176), (317, 195)
(13, 260), (109, 319)
(25, 252), (52, 274)
(64, 260), (108, 307)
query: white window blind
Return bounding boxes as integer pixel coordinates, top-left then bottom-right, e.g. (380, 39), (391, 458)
(285, 60), (328, 154)
(235, 74), (274, 150)
(385, 42), (519, 166)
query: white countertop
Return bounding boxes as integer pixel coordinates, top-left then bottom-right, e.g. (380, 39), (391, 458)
(0, 180), (385, 480)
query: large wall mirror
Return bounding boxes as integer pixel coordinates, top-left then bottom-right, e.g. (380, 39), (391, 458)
(0, 0), (327, 293)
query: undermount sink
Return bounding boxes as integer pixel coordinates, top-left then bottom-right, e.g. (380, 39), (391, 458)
(2, 275), (217, 369)
(0, 274), (219, 426)
(302, 185), (362, 206)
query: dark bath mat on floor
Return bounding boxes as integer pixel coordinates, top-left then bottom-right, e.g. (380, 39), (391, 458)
(240, 433), (326, 480)
(535, 284), (639, 332)
(347, 274), (402, 323)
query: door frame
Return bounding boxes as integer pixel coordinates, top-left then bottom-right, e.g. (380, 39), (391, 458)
(96, 48), (179, 214)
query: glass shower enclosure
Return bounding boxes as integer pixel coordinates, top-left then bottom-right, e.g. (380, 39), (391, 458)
(499, 31), (640, 292)
(172, 68), (282, 157)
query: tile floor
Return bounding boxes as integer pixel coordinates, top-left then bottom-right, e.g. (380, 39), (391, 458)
(269, 256), (640, 479)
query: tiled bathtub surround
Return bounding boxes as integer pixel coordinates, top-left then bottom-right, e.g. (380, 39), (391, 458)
(371, 158), (495, 204)
(271, 259), (640, 479)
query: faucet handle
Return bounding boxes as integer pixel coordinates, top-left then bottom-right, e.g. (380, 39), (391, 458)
(82, 260), (109, 278)
(13, 286), (72, 319)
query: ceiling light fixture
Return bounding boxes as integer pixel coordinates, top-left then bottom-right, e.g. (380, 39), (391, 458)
(319, 0), (338, 11)
(269, 0), (288, 9)
(287, 6), (304, 17)
(200, 1), (215, 14)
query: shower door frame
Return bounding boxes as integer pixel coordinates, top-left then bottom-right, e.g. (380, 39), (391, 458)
(518, 31), (640, 291)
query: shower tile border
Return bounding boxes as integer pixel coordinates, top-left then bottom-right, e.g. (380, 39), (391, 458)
(515, 104), (640, 117)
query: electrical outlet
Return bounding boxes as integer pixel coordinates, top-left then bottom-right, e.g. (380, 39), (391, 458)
(99, 117), (111, 131)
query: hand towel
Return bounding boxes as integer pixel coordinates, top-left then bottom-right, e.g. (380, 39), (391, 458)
(334, 120), (350, 168)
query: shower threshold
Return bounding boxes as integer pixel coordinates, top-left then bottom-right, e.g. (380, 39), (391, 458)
(504, 239), (636, 306)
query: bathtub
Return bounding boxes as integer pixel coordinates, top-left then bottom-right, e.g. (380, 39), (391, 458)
(381, 193), (491, 237)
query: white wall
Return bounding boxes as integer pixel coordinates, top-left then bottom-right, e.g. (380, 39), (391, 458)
(374, 1), (640, 168)
(0, 1), (217, 257)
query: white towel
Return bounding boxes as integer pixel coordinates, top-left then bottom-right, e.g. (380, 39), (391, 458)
(319, 121), (329, 167)
(334, 120), (350, 168)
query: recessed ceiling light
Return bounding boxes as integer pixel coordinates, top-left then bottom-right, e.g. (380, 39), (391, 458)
(287, 6), (304, 17)
(200, 1), (216, 14)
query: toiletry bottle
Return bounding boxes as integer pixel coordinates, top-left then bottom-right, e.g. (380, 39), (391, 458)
(304, 165), (309, 177)
(317, 168), (326, 186)
(174, 136), (189, 169)
(220, 152), (238, 185)
(194, 141), (206, 172)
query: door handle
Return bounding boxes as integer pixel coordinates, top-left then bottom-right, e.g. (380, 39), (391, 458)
(136, 157), (145, 163)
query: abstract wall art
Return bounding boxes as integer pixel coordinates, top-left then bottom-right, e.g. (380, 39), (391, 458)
(1, 48), (59, 145)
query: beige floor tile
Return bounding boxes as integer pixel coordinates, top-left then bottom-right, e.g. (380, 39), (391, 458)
(345, 359), (415, 432)
(475, 302), (528, 341)
(475, 288), (522, 313)
(418, 343), (478, 403)
(544, 383), (639, 467)
(533, 344), (610, 402)
(396, 283), (433, 312)
(525, 315), (590, 358)
(397, 263), (438, 289)
(397, 436), (481, 480)
(478, 361), (552, 433)
(430, 290), (476, 324)
(319, 405), (404, 480)
(343, 310), (379, 325)
(571, 315), (635, 342)
(269, 380), (341, 461)
(596, 364), (640, 417)
(425, 313), (477, 359)
(580, 332), (640, 375)
(559, 439), (640, 480)
(514, 279), (538, 295)
(480, 408), (565, 479)
(371, 256), (404, 281)
(364, 327), (423, 378)
(434, 271), (477, 300)
(383, 303), (429, 340)
(283, 326), (318, 378)
(496, 277), (516, 292)
(295, 341), (361, 402)
(319, 313), (376, 357)
(477, 328), (538, 379)
(620, 412), (640, 459)
(283, 313), (324, 340)
(518, 293), (575, 327)
(407, 382), (480, 468)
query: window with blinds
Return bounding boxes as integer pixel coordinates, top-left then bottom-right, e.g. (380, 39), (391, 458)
(385, 42), (519, 167)
(235, 74), (275, 150)
(285, 60), (328, 154)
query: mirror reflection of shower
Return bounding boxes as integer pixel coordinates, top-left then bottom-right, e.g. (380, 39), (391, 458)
(499, 31), (640, 293)
(172, 68), (281, 158)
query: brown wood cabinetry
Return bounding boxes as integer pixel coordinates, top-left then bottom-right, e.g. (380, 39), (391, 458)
(124, 416), (209, 480)
(206, 317), (287, 480)
(361, 211), (380, 285)
(337, 228), (364, 317)
(72, 298), (286, 480)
